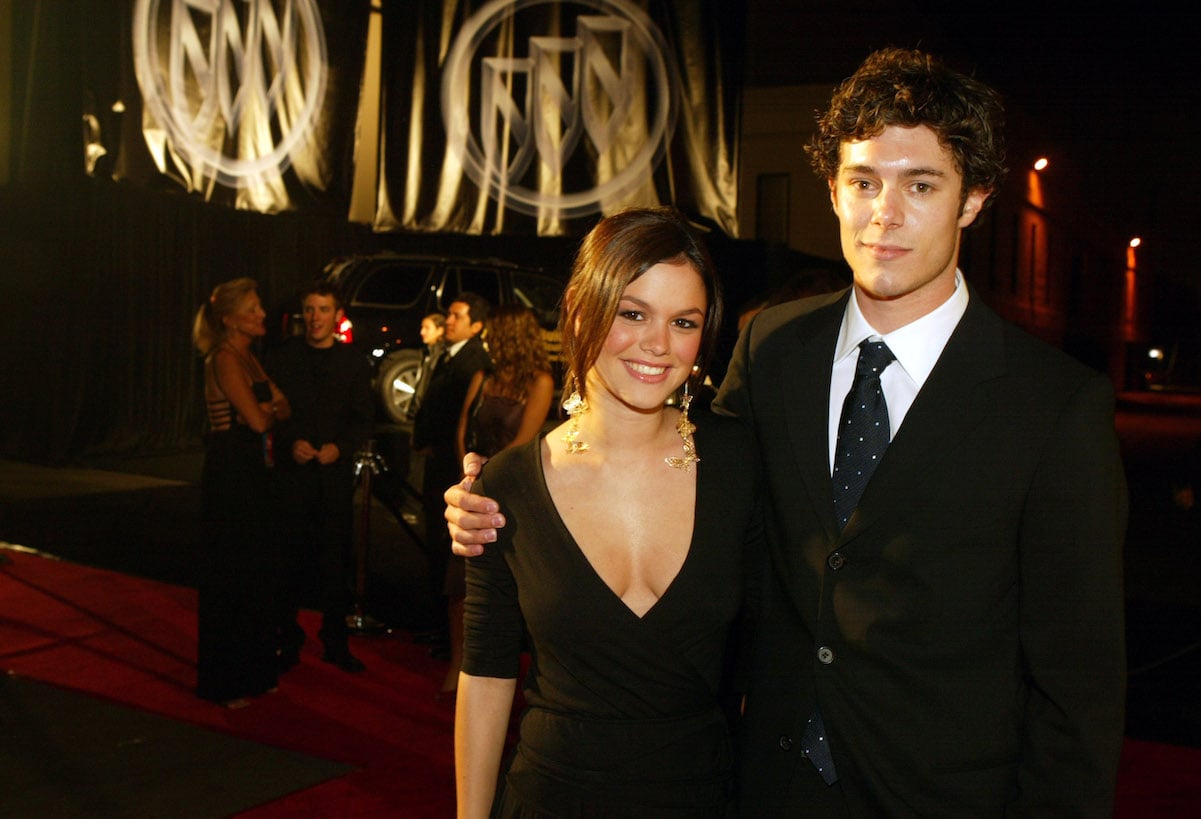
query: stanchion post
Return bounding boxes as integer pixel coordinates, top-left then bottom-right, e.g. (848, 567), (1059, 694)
(349, 438), (387, 633)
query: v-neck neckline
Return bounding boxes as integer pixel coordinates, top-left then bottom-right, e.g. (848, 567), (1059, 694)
(532, 437), (699, 621)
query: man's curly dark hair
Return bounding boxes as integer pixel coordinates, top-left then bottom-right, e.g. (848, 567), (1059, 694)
(805, 47), (1008, 215)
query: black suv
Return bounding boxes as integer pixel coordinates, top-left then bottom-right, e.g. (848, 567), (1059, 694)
(308, 252), (565, 423)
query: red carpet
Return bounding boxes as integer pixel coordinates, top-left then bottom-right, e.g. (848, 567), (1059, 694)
(0, 546), (456, 817)
(3, 545), (1201, 817)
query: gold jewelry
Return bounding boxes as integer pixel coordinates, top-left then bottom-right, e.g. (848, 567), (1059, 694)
(665, 384), (700, 471)
(561, 387), (590, 454)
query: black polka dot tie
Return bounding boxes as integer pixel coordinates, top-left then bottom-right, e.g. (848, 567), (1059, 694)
(832, 339), (896, 530)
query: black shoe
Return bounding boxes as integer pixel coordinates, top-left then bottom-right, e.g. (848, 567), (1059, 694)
(321, 649), (366, 673)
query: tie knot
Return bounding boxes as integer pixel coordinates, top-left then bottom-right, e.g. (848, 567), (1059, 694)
(856, 339), (895, 376)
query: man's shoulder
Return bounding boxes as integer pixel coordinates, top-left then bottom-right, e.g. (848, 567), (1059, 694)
(456, 338), (493, 369)
(747, 288), (848, 348)
(964, 297), (1112, 395)
(328, 340), (369, 366)
(970, 298), (1099, 369)
(264, 337), (305, 368)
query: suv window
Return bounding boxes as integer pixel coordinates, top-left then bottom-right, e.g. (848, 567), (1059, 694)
(452, 266), (504, 309)
(512, 270), (564, 329)
(353, 261), (436, 308)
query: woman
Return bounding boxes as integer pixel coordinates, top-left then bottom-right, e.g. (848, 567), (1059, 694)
(421, 311), (446, 350)
(440, 304), (555, 697)
(455, 207), (761, 817)
(455, 303), (555, 464)
(191, 278), (291, 708)
(407, 312), (447, 422)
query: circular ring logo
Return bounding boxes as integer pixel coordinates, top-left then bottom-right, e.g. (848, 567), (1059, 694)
(442, 0), (677, 218)
(132, 0), (328, 189)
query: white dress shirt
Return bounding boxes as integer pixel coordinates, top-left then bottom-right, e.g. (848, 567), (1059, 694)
(827, 273), (969, 473)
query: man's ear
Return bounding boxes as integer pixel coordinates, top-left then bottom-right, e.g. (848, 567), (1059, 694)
(828, 178), (838, 213)
(958, 188), (990, 228)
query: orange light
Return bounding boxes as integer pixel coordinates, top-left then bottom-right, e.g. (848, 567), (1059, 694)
(1129, 237), (1142, 248)
(1033, 157), (1049, 171)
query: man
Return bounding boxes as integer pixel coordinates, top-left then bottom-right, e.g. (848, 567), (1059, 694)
(411, 292), (491, 656)
(267, 283), (374, 673)
(445, 48), (1127, 815)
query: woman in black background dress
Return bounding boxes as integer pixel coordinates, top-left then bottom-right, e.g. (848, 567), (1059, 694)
(191, 277), (290, 708)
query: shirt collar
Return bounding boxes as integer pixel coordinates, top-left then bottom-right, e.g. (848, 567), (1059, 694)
(835, 272), (970, 384)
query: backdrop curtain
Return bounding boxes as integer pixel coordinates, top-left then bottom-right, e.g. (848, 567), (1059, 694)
(371, 0), (742, 236)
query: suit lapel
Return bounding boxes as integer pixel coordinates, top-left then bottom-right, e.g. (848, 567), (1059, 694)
(844, 294), (1007, 538)
(780, 295), (846, 543)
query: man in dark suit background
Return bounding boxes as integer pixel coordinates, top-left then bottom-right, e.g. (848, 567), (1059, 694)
(411, 292), (491, 655)
(267, 282), (374, 673)
(445, 48), (1127, 816)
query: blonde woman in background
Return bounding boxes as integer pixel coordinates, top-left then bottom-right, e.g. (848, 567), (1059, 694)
(191, 277), (291, 708)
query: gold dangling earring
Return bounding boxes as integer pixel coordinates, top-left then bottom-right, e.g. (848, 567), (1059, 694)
(665, 379), (700, 470)
(561, 378), (590, 454)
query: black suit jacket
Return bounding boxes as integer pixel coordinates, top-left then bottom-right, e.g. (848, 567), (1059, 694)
(715, 287), (1127, 817)
(412, 335), (492, 452)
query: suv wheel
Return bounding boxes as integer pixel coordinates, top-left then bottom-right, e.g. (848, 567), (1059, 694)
(377, 349), (424, 424)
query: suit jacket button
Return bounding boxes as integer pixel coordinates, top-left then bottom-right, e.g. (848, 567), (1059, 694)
(827, 552), (845, 570)
(778, 735), (794, 751)
(817, 646), (835, 664)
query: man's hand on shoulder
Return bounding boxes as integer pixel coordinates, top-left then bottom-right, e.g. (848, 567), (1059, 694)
(445, 453), (503, 557)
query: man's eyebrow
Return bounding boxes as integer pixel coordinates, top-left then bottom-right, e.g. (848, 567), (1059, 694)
(840, 164), (948, 178)
(902, 166), (947, 179)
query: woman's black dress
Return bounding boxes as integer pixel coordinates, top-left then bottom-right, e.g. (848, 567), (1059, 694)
(195, 380), (281, 702)
(462, 410), (761, 817)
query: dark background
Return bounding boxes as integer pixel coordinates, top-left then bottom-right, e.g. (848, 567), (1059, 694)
(2, 3), (1199, 464)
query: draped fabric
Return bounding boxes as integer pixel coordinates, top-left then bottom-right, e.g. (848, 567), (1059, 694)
(114, 0), (740, 235)
(119, 0), (371, 213)
(373, 0), (741, 236)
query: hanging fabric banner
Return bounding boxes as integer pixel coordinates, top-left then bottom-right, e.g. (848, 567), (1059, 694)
(124, 0), (370, 213)
(372, 0), (741, 236)
(119, 0), (739, 235)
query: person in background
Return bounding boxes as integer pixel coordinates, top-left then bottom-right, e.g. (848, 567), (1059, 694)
(266, 281), (375, 674)
(455, 207), (762, 816)
(438, 303), (555, 698)
(446, 47), (1128, 816)
(411, 294), (491, 659)
(191, 277), (291, 708)
(407, 312), (447, 423)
